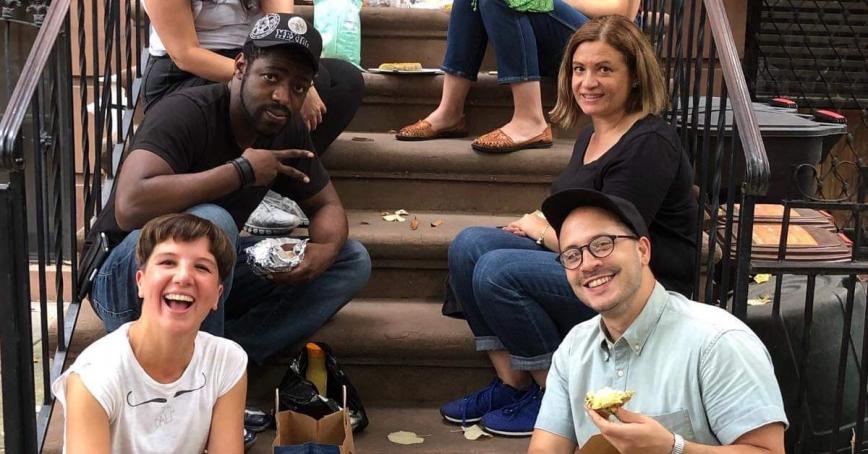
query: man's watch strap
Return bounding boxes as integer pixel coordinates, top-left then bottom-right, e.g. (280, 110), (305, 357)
(671, 433), (685, 454)
(230, 157), (255, 188)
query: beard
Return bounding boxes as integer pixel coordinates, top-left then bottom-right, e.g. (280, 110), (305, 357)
(239, 71), (291, 138)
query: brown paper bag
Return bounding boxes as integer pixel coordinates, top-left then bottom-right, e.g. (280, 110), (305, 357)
(273, 388), (356, 454)
(577, 435), (620, 454)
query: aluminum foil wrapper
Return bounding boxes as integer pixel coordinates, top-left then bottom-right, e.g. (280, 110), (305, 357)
(245, 238), (309, 276)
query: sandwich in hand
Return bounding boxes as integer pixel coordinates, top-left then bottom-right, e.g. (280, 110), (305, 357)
(585, 387), (635, 418)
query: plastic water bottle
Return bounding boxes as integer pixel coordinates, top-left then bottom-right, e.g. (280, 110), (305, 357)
(305, 343), (328, 396)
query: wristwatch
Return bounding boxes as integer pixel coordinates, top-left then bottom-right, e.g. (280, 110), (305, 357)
(670, 433), (685, 454)
(536, 226), (550, 245)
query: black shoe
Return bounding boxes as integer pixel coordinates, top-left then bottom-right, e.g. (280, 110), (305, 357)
(244, 406), (273, 433)
(243, 428), (257, 451)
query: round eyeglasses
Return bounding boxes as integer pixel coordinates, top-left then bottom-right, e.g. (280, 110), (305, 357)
(555, 234), (638, 270)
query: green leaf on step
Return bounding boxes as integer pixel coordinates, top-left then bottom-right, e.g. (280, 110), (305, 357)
(388, 431), (425, 445)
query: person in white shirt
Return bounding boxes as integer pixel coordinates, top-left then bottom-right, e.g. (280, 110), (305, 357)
(53, 213), (248, 454)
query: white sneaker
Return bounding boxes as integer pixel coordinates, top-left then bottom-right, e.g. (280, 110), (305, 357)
(244, 198), (302, 236)
(263, 190), (309, 226)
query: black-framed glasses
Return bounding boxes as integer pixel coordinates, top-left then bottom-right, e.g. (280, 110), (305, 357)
(555, 234), (638, 270)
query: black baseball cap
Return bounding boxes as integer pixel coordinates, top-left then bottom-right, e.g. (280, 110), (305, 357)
(541, 189), (649, 239)
(246, 13), (322, 72)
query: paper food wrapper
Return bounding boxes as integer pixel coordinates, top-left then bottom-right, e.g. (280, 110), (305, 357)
(578, 434), (620, 454)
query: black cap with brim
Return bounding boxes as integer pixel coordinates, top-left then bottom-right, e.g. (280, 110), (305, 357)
(541, 189), (650, 239)
(246, 13), (322, 72)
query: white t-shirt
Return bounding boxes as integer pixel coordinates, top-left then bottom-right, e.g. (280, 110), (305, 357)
(146, 0), (263, 57)
(52, 323), (247, 454)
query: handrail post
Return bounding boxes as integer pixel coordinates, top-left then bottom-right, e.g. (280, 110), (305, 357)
(0, 171), (39, 454)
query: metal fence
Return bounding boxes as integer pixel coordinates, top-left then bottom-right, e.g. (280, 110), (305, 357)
(0, 0), (144, 450)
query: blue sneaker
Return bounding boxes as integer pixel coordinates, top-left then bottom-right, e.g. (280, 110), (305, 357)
(479, 385), (543, 437)
(439, 378), (528, 425)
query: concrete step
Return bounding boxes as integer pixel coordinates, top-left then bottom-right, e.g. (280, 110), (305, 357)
(349, 72), (580, 136)
(294, 6), (498, 72)
(323, 132), (573, 214)
(247, 404), (531, 453)
(43, 402), (531, 453)
(346, 210), (515, 300)
(52, 295), (495, 405)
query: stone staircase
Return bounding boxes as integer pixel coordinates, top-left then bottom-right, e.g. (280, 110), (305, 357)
(44, 5), (579, 453)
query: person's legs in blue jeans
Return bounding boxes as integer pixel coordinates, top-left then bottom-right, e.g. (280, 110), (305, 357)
(442, 227), (554, 426)
(469, 248), (592, 435)
(448, 227), (545, 347)
(90, 203), (239, 334)
(224, 238), (371, 365)
(473, 248), (594, 372)
(473, 0), (587, 144)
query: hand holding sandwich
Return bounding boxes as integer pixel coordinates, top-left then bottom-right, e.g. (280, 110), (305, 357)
(586, 406), (676, 454)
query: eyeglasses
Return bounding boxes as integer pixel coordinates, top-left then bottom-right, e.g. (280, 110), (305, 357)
(555, 234), (638, 270)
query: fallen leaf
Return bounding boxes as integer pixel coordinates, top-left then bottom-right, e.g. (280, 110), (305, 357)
(753, 273), (771, 284)
(410, 216), (419, 230)
(747, 295), (771, 306)
(431, 219), (443, 228)
(463, 425), (493, 440)
(388, 431), (424, 445)
(360, 221), (370, 225)
(383, 214), (407, 222)
(351, 136), (374, 142)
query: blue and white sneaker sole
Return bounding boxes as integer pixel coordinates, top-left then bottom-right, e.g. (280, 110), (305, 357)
(478, 423), (534, 437)
(440, 411), (482, 425)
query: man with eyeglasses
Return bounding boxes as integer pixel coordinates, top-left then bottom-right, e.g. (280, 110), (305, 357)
(529, 188), (787, 454)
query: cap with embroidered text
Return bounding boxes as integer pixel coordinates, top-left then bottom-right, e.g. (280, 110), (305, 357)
(246, 13), (322, 72)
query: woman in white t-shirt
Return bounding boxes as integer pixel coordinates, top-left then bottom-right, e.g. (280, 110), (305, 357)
(53, 213), (248, 454)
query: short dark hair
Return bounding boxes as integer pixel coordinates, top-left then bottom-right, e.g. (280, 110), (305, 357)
(136, 213), (236, 281)
(550, 15), (668, 129)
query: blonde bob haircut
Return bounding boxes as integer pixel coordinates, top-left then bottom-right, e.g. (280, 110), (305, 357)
(550, 15), (667, 129)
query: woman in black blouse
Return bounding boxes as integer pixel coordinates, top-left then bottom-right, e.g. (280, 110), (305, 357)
(440, 16), (697, 437)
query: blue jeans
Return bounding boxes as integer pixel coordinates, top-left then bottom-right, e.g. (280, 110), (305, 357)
(442, 0), (588, 83)
(447, 227), (596, 370)
(90, 204), (371, 364)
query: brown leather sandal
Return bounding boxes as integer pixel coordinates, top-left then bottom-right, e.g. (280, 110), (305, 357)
(395, 117), (468, 141)
(471, 124), (553, 153)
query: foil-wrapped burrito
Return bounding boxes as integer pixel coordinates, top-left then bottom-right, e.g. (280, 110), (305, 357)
(245, 238), (309, 276)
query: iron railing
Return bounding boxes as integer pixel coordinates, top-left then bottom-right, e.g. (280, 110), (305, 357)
(643, 0), (867, 451)
(0, 0), (145, 449)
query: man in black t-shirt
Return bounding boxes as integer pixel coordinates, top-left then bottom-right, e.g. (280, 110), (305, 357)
(85, 14), (371, 366)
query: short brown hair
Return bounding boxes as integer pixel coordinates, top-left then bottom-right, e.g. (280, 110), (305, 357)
(550, 16), (668, 129)
(136, 213), (236, 281)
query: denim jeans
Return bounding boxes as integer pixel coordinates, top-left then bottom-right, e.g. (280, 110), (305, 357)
(90, 204), (372, 364)
(442, 0), (588, 83)
(447, 227), (596, 370)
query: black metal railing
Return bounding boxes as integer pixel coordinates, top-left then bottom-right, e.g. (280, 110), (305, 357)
(644, 0), (868, 452)
(0, 0), (144, 450)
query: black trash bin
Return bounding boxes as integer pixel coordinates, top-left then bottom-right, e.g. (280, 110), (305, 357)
(743, 274), (867, 453)
(678, 98), (847, 202)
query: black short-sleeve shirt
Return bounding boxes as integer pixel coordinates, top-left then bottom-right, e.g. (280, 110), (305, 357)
(88, 84), (329, 251)
(551, 114), (697, 296)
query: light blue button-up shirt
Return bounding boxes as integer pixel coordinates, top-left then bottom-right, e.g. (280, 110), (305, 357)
(536, 282), (788, 447)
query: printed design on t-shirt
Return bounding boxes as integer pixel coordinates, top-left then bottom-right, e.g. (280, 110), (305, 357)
(125, 372), (208, 407)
